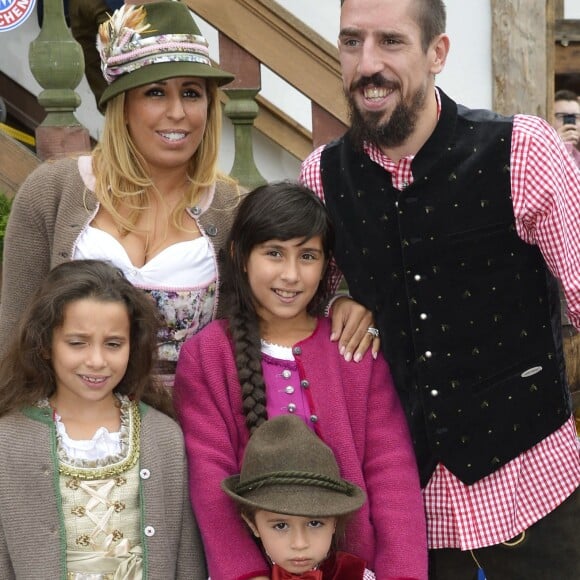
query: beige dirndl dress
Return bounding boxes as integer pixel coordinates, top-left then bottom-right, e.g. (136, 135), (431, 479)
(40, 396), (143, 580)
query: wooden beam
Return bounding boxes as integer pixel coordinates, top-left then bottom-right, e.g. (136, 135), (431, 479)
(556, 43), (580, 74)
(0, 131), (40, 199)
(491, 0), (548, 117)
(312, 103), (347, 150)
(555, 20), (580, 44)
(547, 0), (556, 123)
(218, 33), (261, 89)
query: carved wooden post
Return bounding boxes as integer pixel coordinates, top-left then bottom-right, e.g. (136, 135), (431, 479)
(219, 34), (266, 189)
(491, 0), (548, 117)
(29, 0), (90, 160)
(312, 103), (347, 150)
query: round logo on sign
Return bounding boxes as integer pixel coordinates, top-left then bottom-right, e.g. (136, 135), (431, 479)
(0, 0), (36, 32)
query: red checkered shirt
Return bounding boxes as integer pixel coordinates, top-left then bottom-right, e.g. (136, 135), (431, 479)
(299, 93), (580, 550)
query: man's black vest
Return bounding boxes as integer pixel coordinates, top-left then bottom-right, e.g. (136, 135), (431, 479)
(321, 90), (570, 485)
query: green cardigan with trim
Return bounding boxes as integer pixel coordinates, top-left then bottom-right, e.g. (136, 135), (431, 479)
(0, 402), (206, 579)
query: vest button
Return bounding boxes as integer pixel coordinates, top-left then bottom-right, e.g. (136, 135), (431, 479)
(414, 274), (422, 282)
(430, 389), (439, 397)
(425, 350), (433, 358)
(420, 313), (428, 320)
(285, 386), (295, 394)
(300, 380), (310, 389)
(287, 403), (297, 413)
(293, 346), (302, 356)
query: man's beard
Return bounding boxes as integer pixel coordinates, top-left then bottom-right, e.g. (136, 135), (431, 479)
(346, 75), (427, 150)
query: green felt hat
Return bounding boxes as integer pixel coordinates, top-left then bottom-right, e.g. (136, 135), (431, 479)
(98, 1), (234, 107)
(222, 416), (366, 518)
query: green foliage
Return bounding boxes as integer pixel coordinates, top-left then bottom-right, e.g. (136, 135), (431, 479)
(0, 191), (13, 257)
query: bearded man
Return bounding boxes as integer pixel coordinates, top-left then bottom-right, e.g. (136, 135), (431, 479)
(300, 1), (580, 578)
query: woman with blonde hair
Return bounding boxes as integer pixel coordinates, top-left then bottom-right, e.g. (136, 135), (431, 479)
(1, 1), (238, 383)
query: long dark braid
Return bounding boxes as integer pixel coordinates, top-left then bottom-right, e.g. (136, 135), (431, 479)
(229, 308), (268, 433)
(221, 182), (335, 435)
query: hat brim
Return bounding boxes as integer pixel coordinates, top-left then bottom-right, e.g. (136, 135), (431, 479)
(221, 476), (367, 518)
(99, 61), (235, 108)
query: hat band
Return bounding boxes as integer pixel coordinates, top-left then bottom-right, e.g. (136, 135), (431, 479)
(235, 471), (357, 497)
(102, 34), (211, 84)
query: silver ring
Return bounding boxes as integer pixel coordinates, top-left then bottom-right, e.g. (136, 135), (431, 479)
(367, 326), (379, 338)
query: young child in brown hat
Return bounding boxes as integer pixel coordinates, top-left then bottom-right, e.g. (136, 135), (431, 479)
(222, 415), (376, 580)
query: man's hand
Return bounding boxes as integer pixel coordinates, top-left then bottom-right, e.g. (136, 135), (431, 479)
(557, 123), (580, 147)
(329, 296), (380, 362)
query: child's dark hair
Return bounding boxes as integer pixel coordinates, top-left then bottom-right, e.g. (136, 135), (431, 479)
(0, 260), (172, 417)
(221, 181), (334, 434)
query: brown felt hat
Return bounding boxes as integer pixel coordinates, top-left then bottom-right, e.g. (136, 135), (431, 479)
(222, 416), (366, 517)
(98, 1), (234, 107)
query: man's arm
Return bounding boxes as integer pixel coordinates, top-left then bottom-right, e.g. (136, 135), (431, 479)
(511, 114), (580, 329)
(300, 147), (380, 360)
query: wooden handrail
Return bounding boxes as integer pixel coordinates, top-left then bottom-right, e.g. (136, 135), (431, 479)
(254, 95), (313, 161)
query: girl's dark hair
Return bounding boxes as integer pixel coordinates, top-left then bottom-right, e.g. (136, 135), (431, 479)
(0, 260), (172, 417)
(221, 181), (334, 434)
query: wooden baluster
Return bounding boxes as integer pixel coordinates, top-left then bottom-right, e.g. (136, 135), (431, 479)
(219, 33), (266, 189)
(29, 0), (90, 160)
(312, 102), (347, 150)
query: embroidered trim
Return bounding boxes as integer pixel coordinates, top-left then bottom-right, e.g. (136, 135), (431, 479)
(97, 5), (211, 84)
(38, 396), (141, 480)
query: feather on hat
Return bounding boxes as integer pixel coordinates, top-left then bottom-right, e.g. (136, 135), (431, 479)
(97, 1), (234, 107)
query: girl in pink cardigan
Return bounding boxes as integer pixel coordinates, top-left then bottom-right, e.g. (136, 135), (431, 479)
(174, 182), (427, 580)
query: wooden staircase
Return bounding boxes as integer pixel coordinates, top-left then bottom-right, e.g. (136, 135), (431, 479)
(1, 0), (347, 166)
(0, 130), (41, 199)
(193, 0), (348, 159)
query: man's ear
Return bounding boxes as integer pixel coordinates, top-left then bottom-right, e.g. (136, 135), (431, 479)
(430, 33), (450, 75)
(242, 513), (260, 538)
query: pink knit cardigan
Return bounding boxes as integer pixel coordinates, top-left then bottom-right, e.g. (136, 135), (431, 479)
(174, 318), (427, 580)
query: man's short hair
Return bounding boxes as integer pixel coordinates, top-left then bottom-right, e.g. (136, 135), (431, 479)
(555, 89), (579, 103)
(340, 0), (446, 53)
